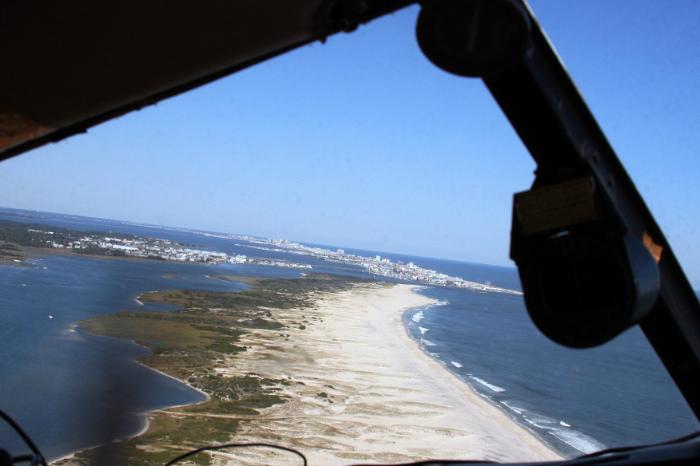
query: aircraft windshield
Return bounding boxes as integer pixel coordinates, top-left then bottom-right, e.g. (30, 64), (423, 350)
(0, 1), (698, 465)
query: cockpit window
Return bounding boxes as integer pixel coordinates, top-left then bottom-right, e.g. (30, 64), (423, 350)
(0, 2), (698, 465)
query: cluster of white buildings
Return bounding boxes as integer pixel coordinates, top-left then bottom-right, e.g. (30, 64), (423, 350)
(45, 226), (518, 293)
(237, 238), (519, 294)
(39, 231), (311, 270)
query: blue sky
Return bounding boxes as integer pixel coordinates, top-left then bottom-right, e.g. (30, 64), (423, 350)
(0, 1), (698, 285)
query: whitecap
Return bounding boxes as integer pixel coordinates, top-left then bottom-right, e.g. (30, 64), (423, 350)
(523, 413), (555, 429)
(500, 401), (525, 415)
(550, 429), (605, 454)
(468, 375), (505, 393)
(499, 403), (601, 454)
(450, 361), (463, 368)
(420, 338), (436, 347)
(411, 311), (424, 323)
(418, 326), (429, 335)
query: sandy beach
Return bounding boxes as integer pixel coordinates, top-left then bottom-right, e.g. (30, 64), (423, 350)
(202, 283), (560, 465)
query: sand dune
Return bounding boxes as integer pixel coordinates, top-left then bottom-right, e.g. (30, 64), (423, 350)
(215, 283), (560, 465)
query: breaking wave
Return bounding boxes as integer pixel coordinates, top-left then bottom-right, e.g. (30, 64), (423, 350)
(468, 375), (505, 393)
(500, 401), (605, 454)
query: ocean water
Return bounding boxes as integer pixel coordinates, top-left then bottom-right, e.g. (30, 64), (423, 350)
(404, 289), (698, 456)
(0, 208), (698, 461)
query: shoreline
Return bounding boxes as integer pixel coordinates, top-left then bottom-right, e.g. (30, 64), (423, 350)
(55, 280), (560, 465)
(49, 331), (212, 465)
(398, 291), (563, 458)
(226, 282), (561, 464)
(392, 286), (562, 460)
(49, 417), (150, 465)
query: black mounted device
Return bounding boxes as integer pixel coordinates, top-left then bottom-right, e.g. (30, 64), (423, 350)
(1, 0), (699, 464)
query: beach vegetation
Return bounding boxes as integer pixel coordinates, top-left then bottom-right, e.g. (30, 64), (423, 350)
(61, 275), (359, 465)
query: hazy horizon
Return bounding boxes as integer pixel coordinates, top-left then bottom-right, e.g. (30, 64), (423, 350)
(0, 204), (520, 270)
(0, 1), (697, 285)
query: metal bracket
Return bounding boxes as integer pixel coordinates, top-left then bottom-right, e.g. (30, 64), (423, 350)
(417, 0), (700, 417)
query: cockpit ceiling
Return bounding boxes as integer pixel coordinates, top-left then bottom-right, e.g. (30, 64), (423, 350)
(0, 0), (414, 159)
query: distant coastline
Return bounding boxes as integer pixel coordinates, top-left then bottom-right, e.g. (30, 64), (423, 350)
(0, 215), (521, 294)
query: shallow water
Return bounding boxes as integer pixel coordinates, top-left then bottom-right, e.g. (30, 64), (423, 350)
(0, 254), (252, 459)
